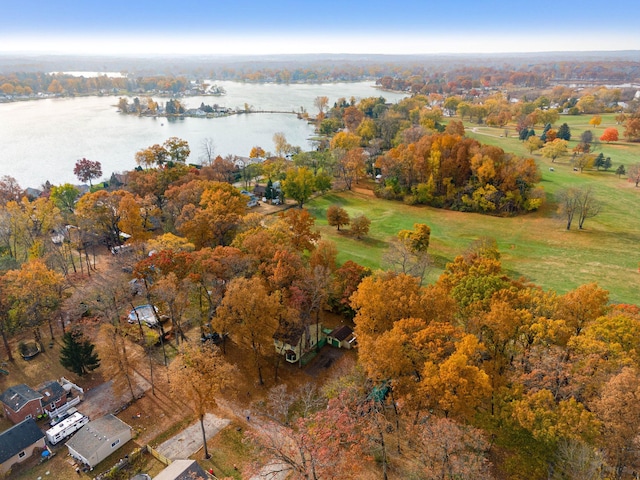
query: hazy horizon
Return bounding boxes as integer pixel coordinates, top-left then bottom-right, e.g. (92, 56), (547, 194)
(2, 0), (640, 56)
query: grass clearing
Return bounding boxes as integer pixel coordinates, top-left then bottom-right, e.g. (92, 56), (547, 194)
(308, 165), (640, 303)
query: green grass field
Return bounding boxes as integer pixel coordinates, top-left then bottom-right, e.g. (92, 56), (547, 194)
(307, 116), (640, 304)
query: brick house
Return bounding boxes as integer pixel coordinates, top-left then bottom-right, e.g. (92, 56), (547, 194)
(0, 380), (69, 424)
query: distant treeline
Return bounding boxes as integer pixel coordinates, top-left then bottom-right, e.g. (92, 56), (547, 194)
(0, 72), (194, 97)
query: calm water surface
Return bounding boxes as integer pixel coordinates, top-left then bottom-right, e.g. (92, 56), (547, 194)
(0, 81), (407, 188)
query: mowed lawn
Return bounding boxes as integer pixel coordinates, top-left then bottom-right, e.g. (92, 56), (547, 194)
(307, 120), (640, 304)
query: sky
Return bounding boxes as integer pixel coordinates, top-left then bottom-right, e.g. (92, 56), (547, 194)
(2, 0), (640, 56)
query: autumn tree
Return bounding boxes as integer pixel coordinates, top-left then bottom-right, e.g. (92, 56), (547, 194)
(169, 181), (247, 248)
(276, 208), (320, 252)
(98, 323), (138, 402)
(73, 157), (102, 186)
(330, 260), (371, 317)
(540, 139), (568, 163)
(337, 147), (367, 190)
(249, 145), (266, 159)
(326, 205), (350, 231)
(599, 127), (619, 143)
(75, 190), (144, 248)
(350, 214), (371, 239)
(273, 132), (291, 158)
(351, 272), (425, 351)
(163, 137), (190, 163)
(627, 163), (640, 187)
(3, 259), (64, 350)
(282, 167), (315, 208)
(59, 329), (100, 376)
(314, 95), (329, 116)
(526, 136), (543, 154)
(49, 183), (80, 216)
(135, 143), (169, 168)
(557, 283), (609, 336)
(411, 417), (493, 479)
(624, 117), (640, 142)
(0, 175), (23, 206)
(593, 367), (640, 478)
(420, 334), (492, 419)
(588, 115), (602, 128)
(214, 276), (279, 385)
(168, 342), (234, 459)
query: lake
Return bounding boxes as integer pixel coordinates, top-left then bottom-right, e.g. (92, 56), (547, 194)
(0, 81), (407, 188)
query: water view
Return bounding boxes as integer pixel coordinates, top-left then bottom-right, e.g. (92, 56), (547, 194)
(0, 81), (407, 188)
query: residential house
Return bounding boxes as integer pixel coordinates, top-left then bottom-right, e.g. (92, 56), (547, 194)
(66, 414), (132, 468)
(274, 322), (324, 364)
(37, 380), (68, 414)
(0, 384), (44, 424)
(154, 459), (210, 480)
(0, 418), (46, 475)
(326, 325), (357, 349)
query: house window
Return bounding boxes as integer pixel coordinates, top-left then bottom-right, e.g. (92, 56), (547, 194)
(111, 439), (120, 448)
(18, 451), (26, 458)
(50, 402), (56, 409)
(25, 414), (32, 420)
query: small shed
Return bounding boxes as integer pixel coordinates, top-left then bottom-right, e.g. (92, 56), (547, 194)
(327, 325), (356, 349)
(0, 418), (46, 475)
(66, 414), (132, 468)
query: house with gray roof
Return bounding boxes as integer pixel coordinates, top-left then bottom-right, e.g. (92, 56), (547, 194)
(0, 384), (44, 424)
(154, 459), (210, 480)
(0, 418), (46, 475)
(37, 380), (67, 413)
(66, 414), (132, 468)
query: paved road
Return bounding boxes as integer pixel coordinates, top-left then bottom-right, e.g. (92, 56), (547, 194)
(155, 413), (230, 460)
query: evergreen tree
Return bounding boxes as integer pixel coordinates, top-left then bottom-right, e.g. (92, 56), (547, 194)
(540, 123), (551, 142)
(616, 164), (626, 178)
(265, 178), (274, 201)
(594, 153), (605, 170)
(60, 330), (100, 376)
(518, 128), (529, 141)
(557, 123), (572, 141)
(603, 157), (612, 171)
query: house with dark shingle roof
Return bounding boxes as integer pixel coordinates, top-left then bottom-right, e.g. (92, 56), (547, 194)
(327, 325), (357, 349)
(66, 414), (132, 468)
(0, 418), (46, 475)
(274, 322), (324, 364)
(0, 384), (44, 424)
(154, 459), (210, 480)
(37, 380), (67, 413)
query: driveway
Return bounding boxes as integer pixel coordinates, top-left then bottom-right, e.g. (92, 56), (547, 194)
(80, 369), (151, 420)
(155, 413), (230, 460)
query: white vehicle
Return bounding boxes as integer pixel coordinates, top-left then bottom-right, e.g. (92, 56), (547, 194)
(46, 411), (89, 445)
(49, 407), (78, 427)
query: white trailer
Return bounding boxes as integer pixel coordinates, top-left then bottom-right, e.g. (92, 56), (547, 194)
(46, 411), (89, 445)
